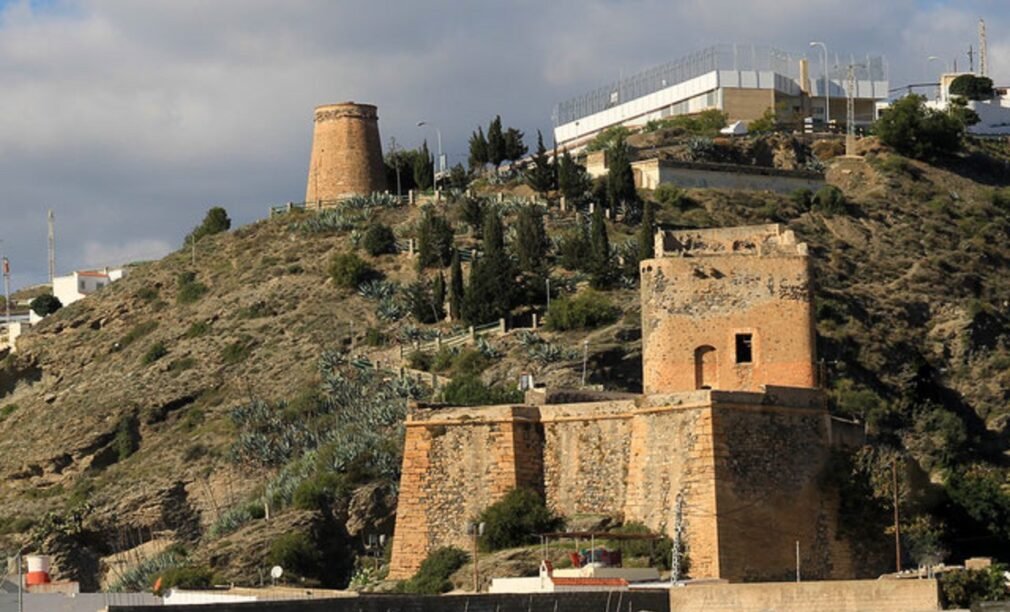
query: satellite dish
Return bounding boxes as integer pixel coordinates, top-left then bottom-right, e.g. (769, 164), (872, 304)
(270, 566), (283, 579)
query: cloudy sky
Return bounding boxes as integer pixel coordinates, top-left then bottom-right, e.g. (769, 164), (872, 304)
(0, 0), (1006, 289)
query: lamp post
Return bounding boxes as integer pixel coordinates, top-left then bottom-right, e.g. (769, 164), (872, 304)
(809, 42), (830, 130)
(927, 56), (946, 100)
(417, 121), (442, 193)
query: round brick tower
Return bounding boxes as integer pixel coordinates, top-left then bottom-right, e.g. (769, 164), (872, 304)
(304, 102), (386, 202)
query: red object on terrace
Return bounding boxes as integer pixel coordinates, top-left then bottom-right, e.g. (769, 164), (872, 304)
(25, 571), (50, 586)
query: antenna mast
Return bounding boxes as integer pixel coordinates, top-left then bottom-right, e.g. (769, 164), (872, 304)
(979, 18), (989, 77)
(47, 210), (55, 284)
(846, 64), (857, 156)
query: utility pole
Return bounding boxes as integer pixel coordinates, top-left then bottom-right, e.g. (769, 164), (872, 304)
(2, 253), (10, 331)
(893, 456), (902, 572)
(47, 209), (55, 285)
(795, 540), (801, 582)
(846, 64), (857, 157)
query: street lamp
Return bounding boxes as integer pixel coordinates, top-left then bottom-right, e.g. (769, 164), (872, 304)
(809, 42), (830, 130)
(416, 121), (442, 193)
(927, 56), (944, 100)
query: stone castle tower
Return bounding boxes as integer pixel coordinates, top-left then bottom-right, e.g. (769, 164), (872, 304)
(389, 224), (868, 583)
(640, 224), (817, 394)
(304, 102), (386, 203)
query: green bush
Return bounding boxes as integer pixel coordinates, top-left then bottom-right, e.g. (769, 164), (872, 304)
(118, 321), (159, 349)
(176, 272), (208, 305)
(364, 327), (388, 347)
(167, 357), (195, 372)
(407, 351), (433, 372)
(653, 183), (686, 209)
(114, 413), (140, 461)
(0, 516), (35, 535)
(30, 294), (62, 317)
(607, 522), (677, 571)
(135, 287), (159, 301)
(0, 404), (18, 421)
(874, 95), (963, 160)
(644, 109), (727, 136)
(477, 488), (563, 551)
(547, 289), (619, 331)
(292, 472), (349, 511)
(812, 185), (847, 216)
(268, 532), (323, 579)
(184, 321), (211, 338)
(362, 223), (397, 256)
(329, 252), (372, 289)
(185, 206), (231, 245)
(397, 547), (469, 594)
(221, 339), (253, 365)
(939, 565), (1009, 609)
(440, 375), (522, 407)
(748, 107), (777, 133)
(948, 74), (995, 101)
(141, 341), (168, 365)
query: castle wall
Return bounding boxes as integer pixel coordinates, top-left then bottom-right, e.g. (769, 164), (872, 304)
(388, 390), (860, 582)
(304, 102), (386, 202)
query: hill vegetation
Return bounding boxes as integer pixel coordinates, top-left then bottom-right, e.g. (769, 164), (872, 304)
(1, 127), (1010, 595)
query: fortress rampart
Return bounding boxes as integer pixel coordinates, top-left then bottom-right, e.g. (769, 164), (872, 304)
(304, 102), (386, 202)
(389, 224), (872, 583)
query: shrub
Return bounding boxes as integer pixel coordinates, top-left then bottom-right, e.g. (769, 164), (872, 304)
(268, 532), (323, 579)
(292, 472), (349, 511)
(585, 125), (631, 152)
(135, 287), (159, 301)
(407, 351), (433, 372)
(874, 95), (963, 160)
(748, 107), (777, 134)
(416, 208), (455, 269)
(176, 271), (208, 305)
(118, 321), (159, 349)
(184, 321), (210, 338)
(329, 252), (372, 289)
(477, 488), (563, 551)
(364, 328), (388, 347)
(141, 341), (168, 365)
(939, 565), (1009, 609)
(0, 404), (18, 421)
(221, 339), (253, 365)
(398, 547), (469, 594)
(30, 294), (62, 317)
(185, 206), (231, 245)
(653, 184), (686, 209)
(168, 357), (196, 372)
(812, 185), (847, 216)
(948, 74), (995, 101)
(362, 223), (397, 256)
(440, 375), (522, 406)
(114, 413), (140, 461)
(547, 289), (619, 331)
(608, 522), (676, 570)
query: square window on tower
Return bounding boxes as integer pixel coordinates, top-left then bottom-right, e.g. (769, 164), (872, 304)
(735, 334), (753, 364)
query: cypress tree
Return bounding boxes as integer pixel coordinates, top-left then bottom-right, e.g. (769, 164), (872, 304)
(462, 210), (515, 324)
(487, 115), (505, 168)
(525, 130), (555, 198)
(606, 137), (637, 209)
(515, 205), (548, 275)
(413, 140), (433, 191)
(468, 127), (489, 170)
(558, 149), (590, 203)
(589, 205), (611, 289)
(449, 252), (464, 320)
(638, 200), (656, 262)
(432, 272), (446, 322)
(503, 127), (527, 162)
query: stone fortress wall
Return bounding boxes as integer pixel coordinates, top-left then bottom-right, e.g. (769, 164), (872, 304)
(304, 102), (386, 202)
(389, 224), (872, 583)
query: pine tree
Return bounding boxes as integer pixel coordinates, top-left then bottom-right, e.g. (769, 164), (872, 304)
(449, 252), (464, 320)
(588, 205), (611, 289)
(432, 272), (446, 322)
(504, 127), (527, 162)
(525, 130), (555, 198)
(515, 205), (548, 275)
(638, 199), (656, 262)
(606, 137), (637, 209)
(468, 127), (489, 170)
(413, 140), (433, 191)
(487, 115), (505, 167)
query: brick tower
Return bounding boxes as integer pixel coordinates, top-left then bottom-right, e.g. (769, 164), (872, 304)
(639, 224), (816, 394)
(304, 102), (386, 203)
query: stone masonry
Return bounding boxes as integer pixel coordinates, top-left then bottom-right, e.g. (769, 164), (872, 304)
(304, 102), (386, 202)
(388, 224), (870, 582)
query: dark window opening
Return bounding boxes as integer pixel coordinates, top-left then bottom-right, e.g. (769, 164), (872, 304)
(735, 334), (753, 364)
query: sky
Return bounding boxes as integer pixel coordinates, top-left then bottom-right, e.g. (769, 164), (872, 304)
(0, 0), (1008, 290)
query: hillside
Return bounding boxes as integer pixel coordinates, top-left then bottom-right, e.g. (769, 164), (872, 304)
(1, 134), (1010, 590)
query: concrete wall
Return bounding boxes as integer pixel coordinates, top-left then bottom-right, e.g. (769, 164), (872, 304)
(667, 579), (940, 612)
(640, 225), (816, 394)
(304, 102), (386, 202)
(721, 87), (775, 122)
(632, 158), (825, 193)
(112, 590), (671, 612)
(0, 592), (161, 611)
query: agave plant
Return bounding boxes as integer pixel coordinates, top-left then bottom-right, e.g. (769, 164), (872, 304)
(358, 279), (398, 301)
(376, 296), (407, 322)
(476, 337), (502, 359)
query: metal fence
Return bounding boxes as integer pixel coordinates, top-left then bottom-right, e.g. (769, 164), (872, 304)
(553, 43), (887, 126)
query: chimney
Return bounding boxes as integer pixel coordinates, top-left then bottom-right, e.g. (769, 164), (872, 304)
(799, 58), (811, 94)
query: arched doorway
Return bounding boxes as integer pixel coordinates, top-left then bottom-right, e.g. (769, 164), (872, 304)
(694, 345), (717, 389)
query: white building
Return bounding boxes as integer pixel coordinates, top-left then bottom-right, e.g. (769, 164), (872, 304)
(553, 44), (888, 150)
(52, 268), (127, 309)
(919, 72), (1010, 135)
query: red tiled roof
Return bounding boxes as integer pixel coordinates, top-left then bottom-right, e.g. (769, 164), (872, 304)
(77, 271), (110, 278)
(550, 577), (628, 587)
